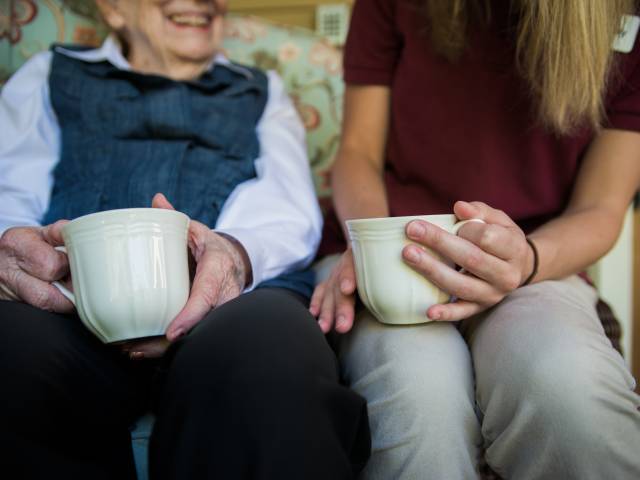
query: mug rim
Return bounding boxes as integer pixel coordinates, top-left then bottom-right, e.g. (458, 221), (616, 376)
(63, 208), (190, 233)
(346, 214), (456, 231)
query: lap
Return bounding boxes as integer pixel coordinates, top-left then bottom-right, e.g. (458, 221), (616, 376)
(317, 254), (474, 391)
(0, 300), (151, 440)
(334, 275), (636, 412)
(464, 275), (604, 345)
(166, 288), (337, 375)
(335, 307), (480, 480)
(0, 299), (106, 354)
(0, 299), (149, 389)
(183, 287), (325, 347)
(339, 309), (471, 375)
(0, 288), (342, 404)
(1, 288), (332, 422)
(144, 288), (343, 418)
(464, 276), (625, 371)
(463, 276), (636, 412)
(337, 309), (476, 410)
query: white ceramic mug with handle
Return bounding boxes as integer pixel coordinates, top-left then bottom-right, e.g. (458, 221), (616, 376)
(346, 214), (484, 325)
(53, 208), (190, 343)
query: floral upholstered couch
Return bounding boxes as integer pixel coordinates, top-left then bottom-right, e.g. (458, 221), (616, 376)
(0, 0), (341, 208)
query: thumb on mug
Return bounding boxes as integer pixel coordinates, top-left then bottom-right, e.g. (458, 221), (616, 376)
(152, 193), (176, 211)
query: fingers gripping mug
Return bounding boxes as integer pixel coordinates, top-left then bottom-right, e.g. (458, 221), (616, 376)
(346, 214), (484, 325)
(53, 208), (190, 343)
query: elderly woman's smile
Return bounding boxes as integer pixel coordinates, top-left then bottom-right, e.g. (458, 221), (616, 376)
(163, 0), (218, 29)
(96, 0), (226, 80)
(168, 12), (214, 28)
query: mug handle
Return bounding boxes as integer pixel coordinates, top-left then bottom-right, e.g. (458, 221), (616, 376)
(52, 246), (76, 306)
(449, 218), (486, 283)
(450, 218), (486, 235)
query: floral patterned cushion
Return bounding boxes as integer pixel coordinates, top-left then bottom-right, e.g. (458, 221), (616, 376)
(0, 1), (341, 202)
(222, 17), (341, 201)
(0, 1), (108, 82)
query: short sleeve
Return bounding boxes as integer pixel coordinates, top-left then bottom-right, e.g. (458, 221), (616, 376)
(606, 34), (640, 132)
(344, 0), (402, 85)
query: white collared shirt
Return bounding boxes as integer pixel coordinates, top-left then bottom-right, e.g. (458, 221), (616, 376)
(0, 37), (322, 290)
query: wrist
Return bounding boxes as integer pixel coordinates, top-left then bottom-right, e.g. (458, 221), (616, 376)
(216, 232), (253, 288)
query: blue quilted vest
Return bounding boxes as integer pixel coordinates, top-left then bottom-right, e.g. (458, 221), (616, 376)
(44, 45), (314, 298)
(45, 45), (267, 226)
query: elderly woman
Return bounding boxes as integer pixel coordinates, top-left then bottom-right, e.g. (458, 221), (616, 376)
(0, 1), (369, 479)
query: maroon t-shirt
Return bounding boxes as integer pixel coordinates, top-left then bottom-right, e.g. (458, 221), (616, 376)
(320, 0), (640, 254)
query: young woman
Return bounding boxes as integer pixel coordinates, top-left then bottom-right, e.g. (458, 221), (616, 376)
(0, 1), (370, 478)
(312, 0), (640, 478)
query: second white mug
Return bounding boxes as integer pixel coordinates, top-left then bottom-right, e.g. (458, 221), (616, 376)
(347, 214), (483, 325)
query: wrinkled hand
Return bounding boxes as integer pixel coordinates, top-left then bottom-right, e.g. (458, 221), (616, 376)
(310, 248), (358, 334)
(123, 193), (248, 359)
(0, 222), (74, 312)
(402, 201), (534, 322)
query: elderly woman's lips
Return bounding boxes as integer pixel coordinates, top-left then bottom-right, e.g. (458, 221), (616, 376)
(168, 13), (213, 27)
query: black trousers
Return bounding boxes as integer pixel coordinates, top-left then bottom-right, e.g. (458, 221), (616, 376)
(0, 289), (370, 480)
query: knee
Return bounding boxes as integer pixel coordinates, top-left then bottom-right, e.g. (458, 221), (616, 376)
(494, 344), (617, 447)
(167, 289), (336, 397)
(346, 321), (476, 434)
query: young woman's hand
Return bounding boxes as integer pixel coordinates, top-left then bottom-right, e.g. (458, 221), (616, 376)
(402, 200), (535, 322)
(310, 248), (358, 334)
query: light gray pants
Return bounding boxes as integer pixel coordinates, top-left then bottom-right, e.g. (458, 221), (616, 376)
(317, 257), (640, 479)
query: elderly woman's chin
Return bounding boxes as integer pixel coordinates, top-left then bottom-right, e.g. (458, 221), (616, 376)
(163, 28), (220, 63)
(170, 41), (219, 63)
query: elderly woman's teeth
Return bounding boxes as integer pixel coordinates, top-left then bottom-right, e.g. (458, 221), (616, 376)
(169, 14), (211, 27)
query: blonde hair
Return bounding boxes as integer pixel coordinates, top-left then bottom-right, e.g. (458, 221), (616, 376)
(424, 0), (636, 134)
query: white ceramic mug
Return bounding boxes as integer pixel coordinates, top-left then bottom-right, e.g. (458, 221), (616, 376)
(346, 214), (484, 325)
(53, 208), (190, 343)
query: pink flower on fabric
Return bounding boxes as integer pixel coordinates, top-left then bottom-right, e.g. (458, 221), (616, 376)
(309, 41), (342, 75)
(278, 42), (302, 63)
(223, 17), (267, 43)
(291, 93), (321, 131)
(0, 0), (38, 45)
